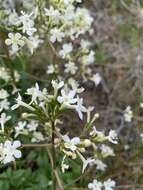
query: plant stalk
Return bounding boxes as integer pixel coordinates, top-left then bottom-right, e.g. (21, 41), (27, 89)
(51, 120), (56, 190)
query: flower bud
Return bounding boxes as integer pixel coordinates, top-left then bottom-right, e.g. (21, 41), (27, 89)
(79, 148), (85, 153)
(84, 139), (91, 147)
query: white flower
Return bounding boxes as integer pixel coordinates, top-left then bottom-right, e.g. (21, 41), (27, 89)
(88, 179), (102, 190)
(63, 0), (72, 5)
(27, 83), (44, 104)
(0, 89), (9, 99)
(62, 5), (75, 22)
(0, 113), (11, 132)
(75, 97), (87, 120)
(140, 102), (143, 108)
(0, 67), (10, 82)
(103, 179), (116, 190)
(31, 131), (44, 142)
(47, 64), (57, 74)
(94, 159), (107, 171)
(82, 158), (95, 173)
(59, 43), (73, 59)
(61, 155), (69, 173)
(100, 144), (115, 157)
(82, 50), (95, 65)
(90, 126), (106, 141)
(81, 39), (91, 49)
(45, 6), (61, 23)
(61, 163), (69, 173)
(50, 28), (65, 43)
(57, 89), (77, 108)
(91, 73), (102, 86)
(26, 35), (42, 54)
(68, 78), (84, 93)
(52, 80), (64, 91)
(27, 120), (38, 132)
(11, 93), (35, 111)
(5, 33), (25, 53)
(87, 50), (95, 64)
(3, 140), (21, 164)
(64, 62), (77, 75)
(123, 106), (133, 122)
(14, 121), (28, 138)
(14, 70), (20, 82)
(19, 11), (37, 36)
(108, 130), (118, 144)
(0, 99), (10, 112)
(63, 135), (80, 151)
(140, 133), (143, 141)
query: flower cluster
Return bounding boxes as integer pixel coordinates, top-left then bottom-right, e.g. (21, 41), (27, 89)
(88, 179), (116, 190)
(0, 0), (123, 189)
(9, 80), (118, 189)
(1, 0), (98, 84)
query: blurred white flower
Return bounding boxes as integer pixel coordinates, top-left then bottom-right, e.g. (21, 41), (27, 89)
(75, 97), (87, 120)
(0, 99), (10, 112)
(45, 6), (61, 23)
(59, 43), (73, 59)
(108, 130), (118, 144)
(50, 28), (65, 43)
(64, 62), (77, 75)
(47, 64), (58, 74)
(0, 89), (9, 99)
(3, 140), (21, 164)
(82, 157), (95, 173)
(0, 113), (11, 132)
(27, 83), (44, 104)
(91, 73), (102, 86)
(52, 80), (64, 91)
(31, 131), (45, 142)
(103, 179), (116, 190)
(100, 144), (115, 157)
(0, 67), (10, 82)
(88, 179), (102, 190)
(57, 89), (77, 108)
(68, 78), (84, 93)
(19, 11), (37, 36)
(5, 33), (25, 53)
(14, 121), (28, 138)
(123, 106), (133, 122)
(94, 159), (107, 171)
(11, 93), (35, 111)
(140, 102), (143, 108)
(63, 135), (80, 151)
(27, 120), (38, 132)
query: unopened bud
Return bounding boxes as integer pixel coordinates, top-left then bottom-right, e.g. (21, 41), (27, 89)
(54, 138), (60, 144)
(79, 148), (85, 153)
(84, 139), (91, 147)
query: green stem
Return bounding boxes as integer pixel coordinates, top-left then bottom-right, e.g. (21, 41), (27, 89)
(51, 120), (56, 190)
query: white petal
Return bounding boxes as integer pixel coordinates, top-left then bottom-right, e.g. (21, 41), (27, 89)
(13, 140), (21, 148)
(14, 150), (22, 158)
(8, 33), (13, 38)
(63, 135), (70, 142)
(4, 140), (11, 148)
(68, 90), (76, 98)
(5, 39), (12, 45)
(57, 96), (63, 103)
(11, 104), (19, 110)
(71, 137), (80, 144)
(15, 33), (22, 39)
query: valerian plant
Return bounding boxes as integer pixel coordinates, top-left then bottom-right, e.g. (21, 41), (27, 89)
(0, 80), (118, 189)
(0, 0), (121, 190)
